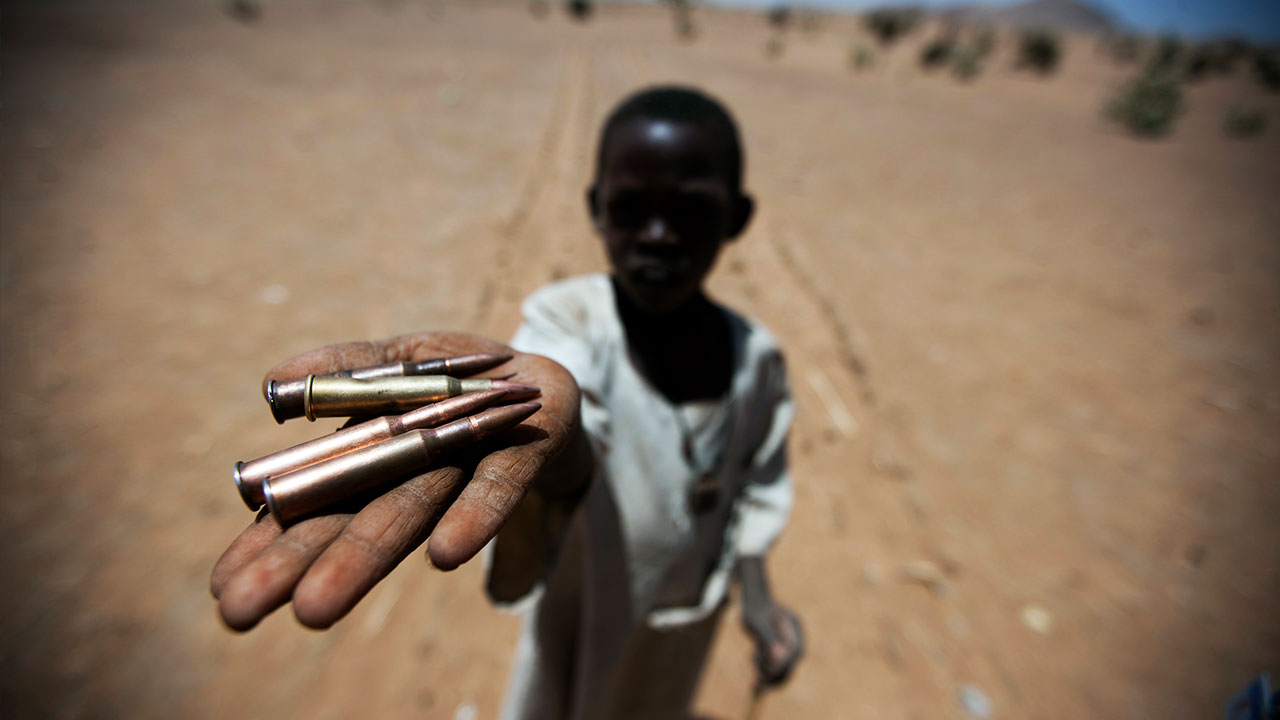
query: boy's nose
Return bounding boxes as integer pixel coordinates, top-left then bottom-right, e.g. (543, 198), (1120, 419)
(640, 217), (677, 245)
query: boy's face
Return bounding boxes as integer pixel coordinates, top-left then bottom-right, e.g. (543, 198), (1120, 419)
(590, 117), (752, 315)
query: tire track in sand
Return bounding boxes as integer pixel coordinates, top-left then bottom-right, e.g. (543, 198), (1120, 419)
(472, 47), (596, 337)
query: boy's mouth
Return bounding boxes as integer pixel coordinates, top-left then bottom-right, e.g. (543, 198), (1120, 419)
(628, 264), (686, 289)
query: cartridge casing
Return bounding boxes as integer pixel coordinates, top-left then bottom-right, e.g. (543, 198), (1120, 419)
(265, 433), (432, 524)
(302, 376), (518, 420)
(233, 387), (513, 510)
(265, 352), (511, 423)
(264, 402), (540, 524)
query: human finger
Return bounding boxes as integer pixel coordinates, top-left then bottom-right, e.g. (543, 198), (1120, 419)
(211, 513), (282, 599)
(426, 356), (575, 570)
(216, 514), (350, 631)
(261, 340), (394, 399)
(290, 464), (468, 629)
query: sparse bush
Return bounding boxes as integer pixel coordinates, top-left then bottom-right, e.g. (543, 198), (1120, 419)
(675, 15), (697, 41)
(863, 8), (921, 46)
(225, 0), (261, 23)
(1224, 106), (1266, 138)
(850, 44), (876, 70)
(1147, 33), (1183, 74)
(664, 0), (697, 41)
(764, 35), (785, 59)
(1185, 48), (1213, 80)
(951, 46), (982, 81)
(1016, 29), (1061, 74)
(566, 0), (592, 21)
(1255, 50), (1280, 91)
(920, 36), (955, 69)
(766, 4), (791, 29)
(1106, 69), (1184, 137)
(1185, 39), (1246, 80)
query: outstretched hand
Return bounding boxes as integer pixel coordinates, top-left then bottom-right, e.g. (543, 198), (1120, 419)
(210, 332), (585, 631)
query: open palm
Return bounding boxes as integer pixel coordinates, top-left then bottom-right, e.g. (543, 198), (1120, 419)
(210, 331), (585, 631)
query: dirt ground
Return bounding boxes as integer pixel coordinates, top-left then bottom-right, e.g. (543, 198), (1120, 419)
(2, 1), (1278, 718)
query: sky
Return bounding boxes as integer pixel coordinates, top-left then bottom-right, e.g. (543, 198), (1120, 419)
(703, 0), (1280, 43)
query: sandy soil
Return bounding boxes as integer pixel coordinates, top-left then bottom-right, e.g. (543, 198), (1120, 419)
(2, 1), (1278, 718)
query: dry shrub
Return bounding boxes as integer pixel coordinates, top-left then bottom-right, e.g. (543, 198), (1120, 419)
(1106, 69), (1184, 137)
(566, 0), (592, 21)
(766, 4), (791, 29)
(1256, 50), (1280, 91)
(1185, 38), (1248, 80)
(1224, 107), (1266, 138)
(225, 0), (261, 23)
(664, 0), (696, 41)
(850, 44), (876, 71)
(764, 35), (785, 59)
(1147, 34), (1184, 74)
(1016, 29), (1060, 74)
(863, 8), (921, 46)
(951, 46), (982, 81)
(920, 36), (955, 69)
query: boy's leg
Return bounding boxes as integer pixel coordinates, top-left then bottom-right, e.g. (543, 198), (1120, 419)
(602, 604), (726, 719)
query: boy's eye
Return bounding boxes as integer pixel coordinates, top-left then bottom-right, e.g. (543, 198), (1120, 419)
(605, 191), (725, 237)
(606, 194), (649, 232)
(667, 194), (724, 238)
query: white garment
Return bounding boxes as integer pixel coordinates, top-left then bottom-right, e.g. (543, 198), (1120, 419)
(490, 274), (794, 720)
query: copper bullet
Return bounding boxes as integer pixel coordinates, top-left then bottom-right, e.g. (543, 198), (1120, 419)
(265, 352), (512, 423)
(234, 386), (538, 510)
(296, 376), (538, 421)
(263, 401), (541, 524)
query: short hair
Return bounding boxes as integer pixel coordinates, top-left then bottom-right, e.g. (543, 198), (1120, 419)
(594, 85), (744, 190)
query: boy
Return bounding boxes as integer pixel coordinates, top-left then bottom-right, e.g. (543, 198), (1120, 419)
(210, 86), (801, 718)
(489, 86), (802, 718)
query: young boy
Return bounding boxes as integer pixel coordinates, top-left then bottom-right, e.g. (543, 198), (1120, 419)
(486, 86), (802, 718)
(210, 86), (800, 718)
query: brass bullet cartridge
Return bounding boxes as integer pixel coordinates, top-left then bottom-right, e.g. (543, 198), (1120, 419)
(234, 386), (539, 510)
(299, 376), (538, 421)
(266, 352), (512, 423)
(263, 401), (541, 525)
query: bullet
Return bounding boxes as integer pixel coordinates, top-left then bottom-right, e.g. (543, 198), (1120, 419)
(295, 376), (538, 421)
(234, 385), (540, 510)
(266, 352), (512, 423)
(263, 401), (541, 525)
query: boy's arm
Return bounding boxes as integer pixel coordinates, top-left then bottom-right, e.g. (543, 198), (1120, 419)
(209, 331), (587, 631)
(485, 415), (593, 604)
(735, 348), (803, 686)
(484, 280), (601, 604)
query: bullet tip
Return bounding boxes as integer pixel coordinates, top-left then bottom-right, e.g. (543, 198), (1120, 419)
(473, 401), (541, 437)
(491, 380), (542, 400)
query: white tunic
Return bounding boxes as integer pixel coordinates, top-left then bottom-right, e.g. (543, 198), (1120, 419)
(490, 274), (794, 720)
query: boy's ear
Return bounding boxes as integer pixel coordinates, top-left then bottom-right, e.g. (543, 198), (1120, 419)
(586, 185), (604, 232)
(727, 192), (754, 240)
